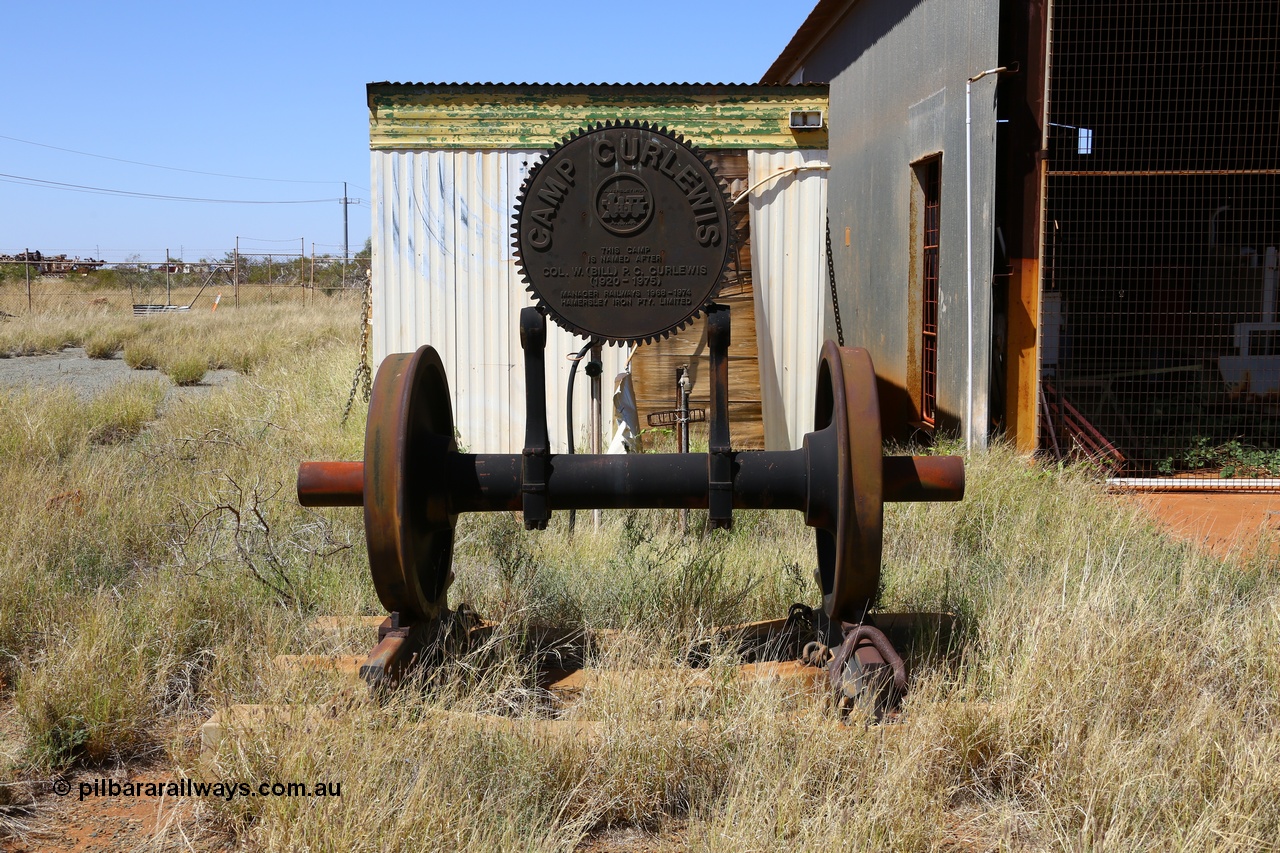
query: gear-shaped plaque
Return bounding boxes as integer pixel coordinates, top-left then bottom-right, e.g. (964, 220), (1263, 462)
(514, 122), (733, 344)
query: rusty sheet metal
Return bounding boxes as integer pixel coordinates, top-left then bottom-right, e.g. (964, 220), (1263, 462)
(747, 149), (829, 450)
(368, 83), (829, 151)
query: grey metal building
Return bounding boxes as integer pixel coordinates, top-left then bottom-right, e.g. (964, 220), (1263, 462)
(768, 0), (1280, 479)
(765, 0), (1010, 450)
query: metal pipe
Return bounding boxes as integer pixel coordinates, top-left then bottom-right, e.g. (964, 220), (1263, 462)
(297, 461), (364, 506)
(965, 65), (1014, 453)
(1264, 246), (1277, 324)
(731, 164), (831, 206)
(565, 340), (593, 533)
(677, 366), (691, 532)
(1209, 204), (1231, 248)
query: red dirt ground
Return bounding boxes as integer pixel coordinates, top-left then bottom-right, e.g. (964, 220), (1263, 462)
(2, 765), (225, 853)
(1122, 490), (1280, 559)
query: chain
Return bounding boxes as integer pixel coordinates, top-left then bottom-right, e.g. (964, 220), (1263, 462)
(825, 216), (846, 347)
(341, 276), (373, 426)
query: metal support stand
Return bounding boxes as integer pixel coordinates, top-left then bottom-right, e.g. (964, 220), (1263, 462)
(678, 366), (692, 533)
(520, 307), (551, 530)
(706, 304), (733, 530)
(587, 344), (603, 531)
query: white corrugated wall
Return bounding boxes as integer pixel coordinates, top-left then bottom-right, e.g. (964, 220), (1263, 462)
(372, 149), (629, 454)
(747, 150), (829, 450)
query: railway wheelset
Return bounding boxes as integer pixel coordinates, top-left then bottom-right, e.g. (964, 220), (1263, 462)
(299, 123), (965, 715)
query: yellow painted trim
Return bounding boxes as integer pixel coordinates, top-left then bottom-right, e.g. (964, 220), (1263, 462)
(368, 85), (829, 150)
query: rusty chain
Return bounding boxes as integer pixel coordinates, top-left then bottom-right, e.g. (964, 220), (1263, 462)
(341, 276), (373, 426)
(825, 216), (846, 347)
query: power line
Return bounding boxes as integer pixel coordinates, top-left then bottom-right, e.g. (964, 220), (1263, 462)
(0, 133), (340, 185)
(0, 172), (340, 204)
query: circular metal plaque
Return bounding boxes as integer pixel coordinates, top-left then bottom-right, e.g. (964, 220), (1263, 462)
(514, 122), (733, 344)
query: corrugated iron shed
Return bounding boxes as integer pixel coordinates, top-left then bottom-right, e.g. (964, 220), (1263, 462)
(369, 82), (831, 453)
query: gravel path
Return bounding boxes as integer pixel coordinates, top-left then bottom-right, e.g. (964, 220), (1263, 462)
(0, 348), (239, 402)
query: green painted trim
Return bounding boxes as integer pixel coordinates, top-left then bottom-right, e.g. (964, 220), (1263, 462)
(367, 84), (830, 150)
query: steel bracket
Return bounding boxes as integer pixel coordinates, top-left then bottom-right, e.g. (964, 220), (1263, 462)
(520, 307), (551, 530)
(706, 305), (734, 529)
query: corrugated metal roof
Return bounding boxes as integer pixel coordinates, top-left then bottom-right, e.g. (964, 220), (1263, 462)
(367, 82), (829, 151)
(760, 0), (856, 84)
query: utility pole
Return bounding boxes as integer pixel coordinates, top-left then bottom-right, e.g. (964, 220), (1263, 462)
(24, 248), (31, 313)
(342, 181), (350, 288)
(165, 248), (171, 306)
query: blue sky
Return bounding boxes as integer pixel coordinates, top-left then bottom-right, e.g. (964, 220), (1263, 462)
(1, 1), (813, 263)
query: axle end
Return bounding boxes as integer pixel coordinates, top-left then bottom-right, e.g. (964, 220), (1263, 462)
(297, 461), (365, 507)
(882, 455), (965, 503)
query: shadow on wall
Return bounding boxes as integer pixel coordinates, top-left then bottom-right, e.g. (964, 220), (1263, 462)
(774, 0), (928, 83)
(876, 374), (960, 445)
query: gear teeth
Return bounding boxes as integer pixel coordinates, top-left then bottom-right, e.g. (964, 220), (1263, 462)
(512, 121), (735, 345)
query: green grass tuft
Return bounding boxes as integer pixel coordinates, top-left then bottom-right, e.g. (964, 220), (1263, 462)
(164, 353), (208, 386)
(122, 339), (161, 370)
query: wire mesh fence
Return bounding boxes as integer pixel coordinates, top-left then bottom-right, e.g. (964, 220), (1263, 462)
(1040, 0), (1280, 486)
(0, 252), (369, 315)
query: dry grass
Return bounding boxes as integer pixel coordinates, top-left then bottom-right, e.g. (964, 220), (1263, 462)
(0, 291), (1278, 850)
(165, 354), (209, 386)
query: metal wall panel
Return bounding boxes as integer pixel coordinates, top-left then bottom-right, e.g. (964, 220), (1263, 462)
(372, 149), (628, 453)
(798, 0), (1002, 445)
(747, 150), (830, 450)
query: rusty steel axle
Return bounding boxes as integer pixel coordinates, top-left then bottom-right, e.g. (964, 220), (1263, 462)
(298, 454), (963, 511)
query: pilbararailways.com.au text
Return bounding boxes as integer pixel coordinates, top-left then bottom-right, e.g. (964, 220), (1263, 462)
(70, 778), (341, 802)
